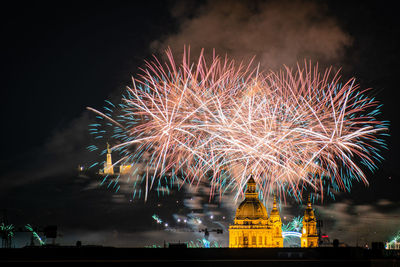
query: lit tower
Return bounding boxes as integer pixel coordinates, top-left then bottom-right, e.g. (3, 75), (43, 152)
(301, 196), (318, 247)
(269, 195), (284, 247)
(103, 142), (114, 175)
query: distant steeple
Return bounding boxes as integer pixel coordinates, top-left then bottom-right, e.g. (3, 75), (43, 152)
(103, 142), (114, 175)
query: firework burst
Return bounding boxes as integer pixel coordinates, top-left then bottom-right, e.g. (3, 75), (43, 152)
(88, 48), (388, 201)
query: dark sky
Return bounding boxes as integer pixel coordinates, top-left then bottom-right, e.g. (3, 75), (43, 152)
(1, 1), (174, 158)
(1, 0), (399, 247)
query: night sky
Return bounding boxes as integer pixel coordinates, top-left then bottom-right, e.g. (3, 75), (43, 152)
(1, 0), (399, 248)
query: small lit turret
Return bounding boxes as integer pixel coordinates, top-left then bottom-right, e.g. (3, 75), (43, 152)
(270, 195), (280, 217)
(269, 195), (283, 247)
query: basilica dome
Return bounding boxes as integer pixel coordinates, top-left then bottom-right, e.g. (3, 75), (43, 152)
(235, 198), (269, 220)
(234, 177), (268, 221)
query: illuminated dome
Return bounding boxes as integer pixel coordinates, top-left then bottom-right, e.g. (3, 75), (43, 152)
(234, 177), (268, 221)
(229, 176), (284, 248)
(235, 198), (269, 220)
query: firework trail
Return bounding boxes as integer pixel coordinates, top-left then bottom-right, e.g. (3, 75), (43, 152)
(88, 48), (388, 201)
(25, 224), (45, 246)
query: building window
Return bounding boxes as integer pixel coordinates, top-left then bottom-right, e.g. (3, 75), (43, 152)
(252, 236), (256, 245)
(258, 236), (262, 245)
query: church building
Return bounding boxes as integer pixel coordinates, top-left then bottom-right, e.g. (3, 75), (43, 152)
(99, 143), (133, 175)
(229, 177), (283, 248)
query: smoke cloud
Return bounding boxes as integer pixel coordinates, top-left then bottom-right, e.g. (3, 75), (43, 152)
(152, 0), (352, 70)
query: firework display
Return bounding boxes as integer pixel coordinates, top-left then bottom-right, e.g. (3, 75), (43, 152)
(0, 223), (14, 239)
(0, 223), (14, 248)
(281, 216), (303, 247)
(88, 48), (388, 201)
(282, 216), (303, 233)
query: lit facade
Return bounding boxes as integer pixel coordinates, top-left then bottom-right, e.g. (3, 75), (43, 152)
(386, 240), (400, 250)
(229, 177), (283, 248)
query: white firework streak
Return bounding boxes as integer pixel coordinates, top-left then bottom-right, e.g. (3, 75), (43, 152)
(88, 49), (388, 201)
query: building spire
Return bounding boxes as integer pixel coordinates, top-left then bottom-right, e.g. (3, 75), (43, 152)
(307, 194), (312, 209)
(270, 194), (280, 216)
(273, 195), (277, 209)
(107, 142), (111, 154)
(304, 194), (315, 219)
